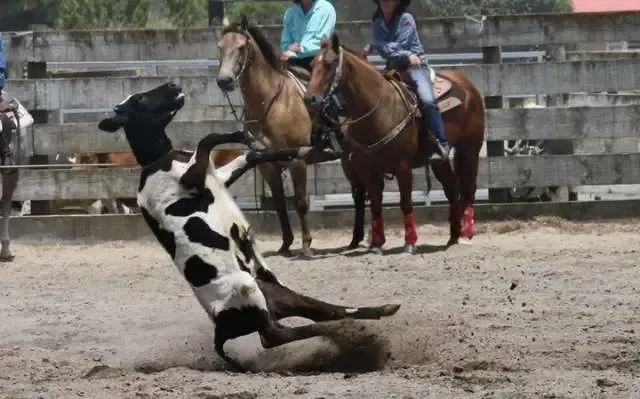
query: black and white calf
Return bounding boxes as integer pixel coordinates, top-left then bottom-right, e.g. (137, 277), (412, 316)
(97, 82), (401, 371)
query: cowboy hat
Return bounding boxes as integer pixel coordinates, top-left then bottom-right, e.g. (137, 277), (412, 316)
(372, 0), (411, 5)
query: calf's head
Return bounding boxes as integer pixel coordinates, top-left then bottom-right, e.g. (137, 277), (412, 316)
(98, 82), (185, 165)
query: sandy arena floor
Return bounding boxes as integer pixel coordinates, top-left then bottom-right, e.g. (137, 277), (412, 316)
(1, 217), (639, 398)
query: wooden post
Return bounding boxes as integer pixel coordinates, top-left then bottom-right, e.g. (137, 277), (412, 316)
(208, 0), (225, 26)
(482, 45), (509, 203)
(545, 45), (576, 202)
(26, 60), (52, 215)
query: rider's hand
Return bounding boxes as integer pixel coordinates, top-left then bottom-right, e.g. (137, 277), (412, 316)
(288, 43), (301, 52)
(280, 51), (295, 61)
(409, 54), (422, 66)
(363, 44), (371, 54)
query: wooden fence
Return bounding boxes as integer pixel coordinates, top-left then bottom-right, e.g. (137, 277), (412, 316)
(2, 10), (640, 221)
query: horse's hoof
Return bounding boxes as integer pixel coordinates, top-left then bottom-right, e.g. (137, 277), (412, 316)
(0, 254), (15, 262)
(369, 246), (384, 255)
(446, 237), (459, 247)
(458, 237), (473, 246)
(277, 247), (293, 257)
(404, 244), (418, 254)
(346, 240), (361, 250)
(299, 247), (314, 259)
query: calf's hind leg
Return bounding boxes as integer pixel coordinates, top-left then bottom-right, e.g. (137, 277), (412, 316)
(212, 280), (400, 371)
(257, 280), (400, 322)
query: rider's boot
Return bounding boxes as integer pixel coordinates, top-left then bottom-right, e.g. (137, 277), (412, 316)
(422, 101), (449, 162)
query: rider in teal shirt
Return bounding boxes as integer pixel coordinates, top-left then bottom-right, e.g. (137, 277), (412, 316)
(280, 0), (337, 70)
(280, 0), (345, 154)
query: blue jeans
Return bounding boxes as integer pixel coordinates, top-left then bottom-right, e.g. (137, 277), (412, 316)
(407, 66), (448, 150)
(0, 69), (4, 93)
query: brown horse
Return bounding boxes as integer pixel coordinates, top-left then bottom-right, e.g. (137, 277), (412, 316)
(304, 35), (485, 252)
(215, 16), (363, 255)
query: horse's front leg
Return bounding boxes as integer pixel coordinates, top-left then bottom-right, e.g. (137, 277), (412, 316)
(395, 161), (418, 254)
(288, 160), (313, 257)
(365, 169), (386, 253)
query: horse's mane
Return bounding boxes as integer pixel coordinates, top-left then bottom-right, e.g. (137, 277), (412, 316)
(339, 44), (382, 75)
(222, 21), (285, 74)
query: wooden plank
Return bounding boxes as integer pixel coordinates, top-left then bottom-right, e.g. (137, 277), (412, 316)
(8, 60), (640, 110)
(8, 167), (257, 201)
(8, 200), (640, 241)
(566, 51), (640, 61)
(32, 120), (244, 154)
(5, 154), (640, 201)
(486, 104), (640, 141)
(305, 154), (640, 194)
(6, 11), (640, 62)
(31, 105), (640, 155)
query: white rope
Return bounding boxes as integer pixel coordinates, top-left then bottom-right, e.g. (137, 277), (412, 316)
(0, 163), (139, 169)
(464, 14), (486, 34)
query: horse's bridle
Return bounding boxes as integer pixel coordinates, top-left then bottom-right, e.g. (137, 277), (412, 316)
(219, 29), (285, 152)
(313, 46), (419, 154)
(313, 46), (383, 129)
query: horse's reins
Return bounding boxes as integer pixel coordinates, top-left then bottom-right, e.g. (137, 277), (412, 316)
(220, 29), (290, 216)
(317, 46), (417, 154)
(222, 30), (286, 140)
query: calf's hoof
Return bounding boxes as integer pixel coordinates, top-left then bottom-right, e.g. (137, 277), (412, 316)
(379, 303), (401, 317)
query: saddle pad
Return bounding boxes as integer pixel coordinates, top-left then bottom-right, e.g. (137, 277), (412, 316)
(430, 70), (453, 99)
(285, 70), (307, 98)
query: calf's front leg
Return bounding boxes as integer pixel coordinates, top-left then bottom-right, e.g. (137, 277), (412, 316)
(180, 130), (248, 191)
(217, 147), (314, 187)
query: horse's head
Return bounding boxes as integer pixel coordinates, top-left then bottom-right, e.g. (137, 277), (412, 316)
(216, 15), (253, 92)
(304, 34), (343, 115)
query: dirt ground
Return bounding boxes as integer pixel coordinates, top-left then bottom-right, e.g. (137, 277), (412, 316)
(1, 217), (639, 398)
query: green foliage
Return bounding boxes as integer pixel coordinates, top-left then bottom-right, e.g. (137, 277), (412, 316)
(416, 0), (574, 17)
(163, 0), (208, 28)
(335, 0), (573, 20)
(9, 0), (574, 30)
(226, 1), (290, 25)
(53, 0), (151, 29)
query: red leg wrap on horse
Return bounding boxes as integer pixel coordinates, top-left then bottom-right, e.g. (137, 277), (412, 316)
(371, 215), (385, 247)
(404, 212), (418, 245)
(462, 205), (475, 239)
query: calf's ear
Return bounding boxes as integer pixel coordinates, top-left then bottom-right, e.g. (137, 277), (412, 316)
(98, 114), (128, 133)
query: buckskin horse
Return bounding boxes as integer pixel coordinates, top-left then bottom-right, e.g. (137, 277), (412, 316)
(304, 35), (485, 253)
(215, 16), (364, 256)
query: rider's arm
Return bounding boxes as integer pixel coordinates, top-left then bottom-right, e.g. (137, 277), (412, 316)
(280, 7), (296, 51)
(0, 32), (5, 91)
(293, 3), (336, 59)
(370, 13), (415, 63)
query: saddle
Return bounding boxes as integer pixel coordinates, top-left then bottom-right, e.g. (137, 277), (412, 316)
(382, 68), (465, 115)
(286, 65), (311, 85)
(284, 65), (311, 98)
